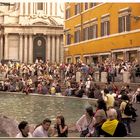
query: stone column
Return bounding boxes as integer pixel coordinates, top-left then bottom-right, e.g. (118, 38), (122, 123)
(20, 3), (23, 15)
(57, 3), (61, 17)
(19, 34), (23, 62)
(47, 35), (51, 61)
(4, 34), (8, 59)
(33, 3), (36, 14)
(46, 3), (47, 15)
(50, 2), (52, 16)
(30, 3), (33, 15)
(52, 36), (55, 63)
(1, 36), (3, 58)
(60, 35), (64, 62)
(33, 3), (35, 14)
(29, 34), (33, 64)
(44, 3), (46, 14)
(47, 2), (50, 16)
(35, 3), (37, 14)
(55, 3), (57, 16)
(25, 3), (28, 15)
(24, 34), (28, 63)
(52, 2), (55, 16)
(56, 35), (60, 63)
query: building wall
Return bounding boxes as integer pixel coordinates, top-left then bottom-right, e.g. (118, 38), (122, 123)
(64, 3), (140, 64)
(8, 34), (19, 60)
(0, 2), (64, 63)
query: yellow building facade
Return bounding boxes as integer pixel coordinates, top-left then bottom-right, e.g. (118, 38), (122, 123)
(64, 3), (140, 64)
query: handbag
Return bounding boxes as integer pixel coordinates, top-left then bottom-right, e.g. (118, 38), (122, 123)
(80, 118), (92, 137)
(80, 128), (89, 137)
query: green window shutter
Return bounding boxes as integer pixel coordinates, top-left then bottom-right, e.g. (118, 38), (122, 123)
(101, 22), (104, 36)
(96, 24), (98, 38)
(107, 21), (110, 35)
(126, 14), (130, 31)
(83, 28), (85, 41)
(118, 17), (122, 33)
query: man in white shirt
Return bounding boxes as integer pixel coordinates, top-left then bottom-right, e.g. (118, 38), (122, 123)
(85, 78), (91, 92)
(16, 121), (32, 138)
(33, 118), (52, 137)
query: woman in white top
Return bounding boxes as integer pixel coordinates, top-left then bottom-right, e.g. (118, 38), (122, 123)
(76, 106), (96, 137)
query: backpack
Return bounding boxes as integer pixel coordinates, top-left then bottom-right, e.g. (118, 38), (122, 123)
(124, 102), (133, 116)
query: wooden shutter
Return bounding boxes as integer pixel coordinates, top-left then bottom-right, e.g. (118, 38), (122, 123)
(83, 28), (85, 41)
(90, 3), (94, 8)
(68, 34), (71, 44)
(75, 5), (77, 15)
(90, 26), (93, 39)
(96, 24), (98, 38)
(78, 30), (80, 42)
(107, 21), (110, 35)
(74, 31), (76, 43)
(126, 14), (130, 31)
(78, 3), (81, 13)
(87, 27), (90, 40)
(118, 17), (122, 33)
(101, 22), (104, 36)
(66, 34), (69, 45)
(66, 10), (67, 19)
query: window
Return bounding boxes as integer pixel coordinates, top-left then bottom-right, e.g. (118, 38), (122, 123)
(67, 58), (72, 63)
(74, 30), (80, 43)
(84, 56), (90, 64)
(90, 3), (97, 8)
(75, 3), (81, 15)
(116, 52), (123, 61)
(89, 24), (98, 39)
(101, 16), (110, 36)
(66, 33), (71, 45)
(85, 3), (88, 10)
(66, 9), (70, 19)
(83, 27), (89, 41)
(37, 3), (43, 10)
(75, 57), (80, 63)
(118, 15), (130, 32)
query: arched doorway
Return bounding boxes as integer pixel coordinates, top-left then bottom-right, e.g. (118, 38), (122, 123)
(33, 36), (46, 62)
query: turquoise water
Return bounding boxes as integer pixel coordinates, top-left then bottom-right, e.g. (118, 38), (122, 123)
(0, 92), (96, 126)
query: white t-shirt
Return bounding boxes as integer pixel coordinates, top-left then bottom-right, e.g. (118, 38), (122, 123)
(85, 80), (91, 89)
(16, 132), (32, 138)
(76, 115), (96, 135)
(33, 125), (49, 137)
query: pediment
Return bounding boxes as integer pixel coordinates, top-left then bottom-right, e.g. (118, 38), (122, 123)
(30, 17), (63, 26)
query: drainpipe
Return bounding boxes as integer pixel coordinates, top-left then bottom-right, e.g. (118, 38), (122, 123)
(80, 3), (83, 42)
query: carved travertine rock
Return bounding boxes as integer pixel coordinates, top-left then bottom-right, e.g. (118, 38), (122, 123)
(0, 114), (18, 137)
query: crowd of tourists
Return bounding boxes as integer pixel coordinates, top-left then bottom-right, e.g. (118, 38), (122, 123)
(0, 59), (140, 101)
(16, 115), (68, 138)
(0, 59), (140, 137)
(16, 90), (138, 137)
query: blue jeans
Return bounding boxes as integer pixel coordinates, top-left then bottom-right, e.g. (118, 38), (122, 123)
(122, 118), (132, 133)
